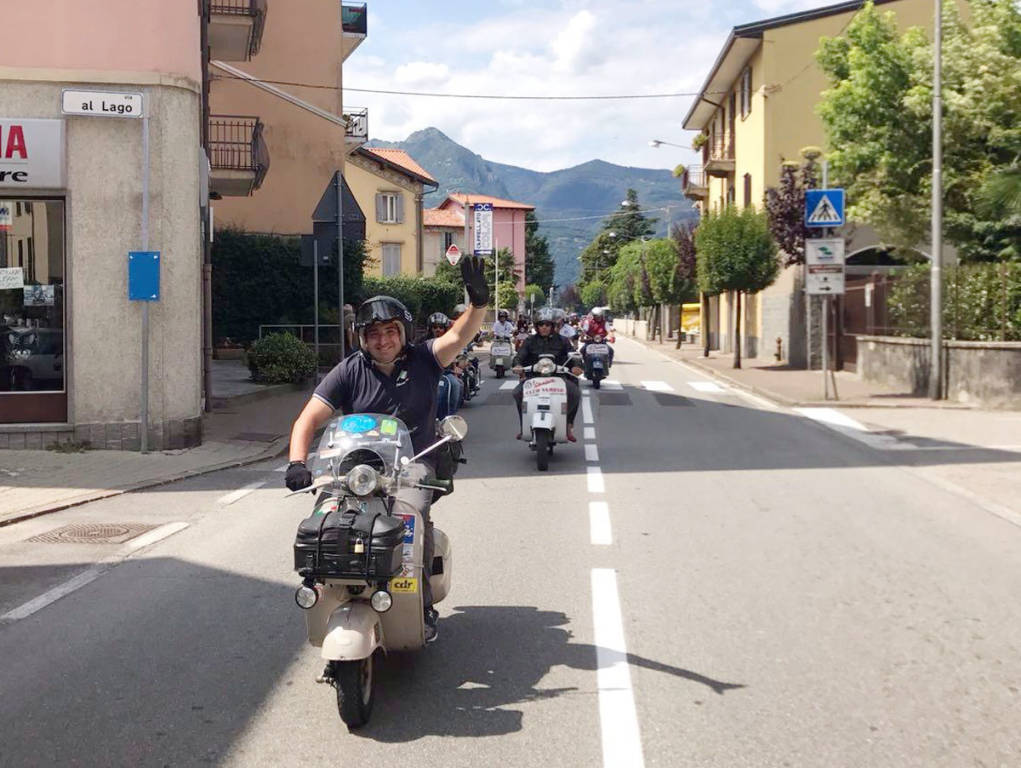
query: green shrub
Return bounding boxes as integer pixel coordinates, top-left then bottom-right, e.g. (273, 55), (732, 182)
(361, 275), (463, 320)
(247, 332), (317, 384)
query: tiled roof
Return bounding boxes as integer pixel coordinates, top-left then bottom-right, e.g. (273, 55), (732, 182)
(360, 147), (438, 185)
(423, 208), (465, 228)
(446, 193), (535, 211)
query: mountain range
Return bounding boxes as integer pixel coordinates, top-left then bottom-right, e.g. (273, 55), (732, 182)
(367, 128), (696, 285)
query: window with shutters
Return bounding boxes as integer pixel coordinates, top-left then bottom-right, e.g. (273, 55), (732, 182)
(740, 68), (752, 118)
(443, 231), (454, 250)
(743, 174), (752, 208)
(381, 243), (402, 276)
(375, 192), (403, 224)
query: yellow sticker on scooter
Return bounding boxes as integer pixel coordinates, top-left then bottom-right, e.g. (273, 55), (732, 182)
(390, 577), (418, 594)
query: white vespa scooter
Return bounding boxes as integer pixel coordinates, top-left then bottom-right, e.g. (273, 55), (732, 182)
(517, 354), (578, 471)
(488, 335), (514, 379)
(289, 413), (467, 729)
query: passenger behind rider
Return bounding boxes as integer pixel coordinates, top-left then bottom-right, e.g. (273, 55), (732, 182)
(428, 312), (463, 418)
(512, 307), (583, 442)
(581, 307), (615, 368)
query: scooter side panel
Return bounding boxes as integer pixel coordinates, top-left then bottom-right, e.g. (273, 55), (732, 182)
(380, 502), (425, 650)
(430, 527), (452, 605)
(321, 602), (383, 660)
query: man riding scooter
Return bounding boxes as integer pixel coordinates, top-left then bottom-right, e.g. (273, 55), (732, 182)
(285, 257), (489, 643)
(512, 307), (583, 443)
(427, 312), (463, 418)
(491, 309), (514, 340)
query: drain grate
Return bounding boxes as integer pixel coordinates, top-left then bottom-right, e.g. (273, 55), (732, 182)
(27, 523), (158, 545)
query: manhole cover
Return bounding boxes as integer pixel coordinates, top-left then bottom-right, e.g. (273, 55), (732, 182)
(27, 523), (158, 545)
(653, 393), (693, 407)
(231, 432), (279, 443)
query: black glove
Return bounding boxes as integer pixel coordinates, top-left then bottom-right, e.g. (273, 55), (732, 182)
(285, 461), (312, 491)
(461, 255), (490, 308)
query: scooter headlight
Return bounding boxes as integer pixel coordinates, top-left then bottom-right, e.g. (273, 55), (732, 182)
(295, 584), (319, 610)
(535, 358), (556, 375)
(345, 464), (378, 496)
(370, 590), (393, 613)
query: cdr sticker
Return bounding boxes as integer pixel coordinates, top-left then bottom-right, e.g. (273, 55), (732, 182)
(390, 577), (418, 594)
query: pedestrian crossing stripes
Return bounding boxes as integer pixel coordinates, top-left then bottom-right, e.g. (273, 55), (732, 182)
(688, 381), (726, 393)
(640, 381), (674, 392)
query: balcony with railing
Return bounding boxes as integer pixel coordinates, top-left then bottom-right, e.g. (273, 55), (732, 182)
(343, 107), (368, 151)
(703, 134), (735, 178)
(208, 0), (267, 61)
(341, 3), (368, 61)
(682, 166), (708, 200)
(208, 115), (270, 197)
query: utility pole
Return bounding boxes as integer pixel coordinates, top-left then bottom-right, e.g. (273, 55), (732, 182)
(335, 172), (345, 361)
(929, 0), (944, 399)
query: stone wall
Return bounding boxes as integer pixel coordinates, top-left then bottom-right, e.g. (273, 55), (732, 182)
(857, 335), (1021, 408)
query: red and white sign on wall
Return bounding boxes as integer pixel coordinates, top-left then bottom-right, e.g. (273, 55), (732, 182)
(0, 119), (65, 189)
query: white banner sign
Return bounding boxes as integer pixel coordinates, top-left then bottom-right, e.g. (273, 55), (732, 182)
(807, 265), (845, 295)
(62, 89), (144, 119)
(0, 118), (66, 189)
(0, 266), (25, 290)
(806, 238), (845, 265)
(473, 203), (493, 256)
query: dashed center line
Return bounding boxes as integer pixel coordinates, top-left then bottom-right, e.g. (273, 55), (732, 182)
(582, 397), (595, 424)
(217, 480), (266, 506)
(585, 444), (600, 462)
(584, 427), (596, 440)
(587, 466), (605, 493)
(589, 501), (612, 545)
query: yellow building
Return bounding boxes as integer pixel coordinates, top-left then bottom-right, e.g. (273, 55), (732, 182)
(346, 147), (439, 276)
(682, 0), (958, 368)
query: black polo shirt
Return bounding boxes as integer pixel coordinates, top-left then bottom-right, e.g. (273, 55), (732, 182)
(313, 339), (443, 454)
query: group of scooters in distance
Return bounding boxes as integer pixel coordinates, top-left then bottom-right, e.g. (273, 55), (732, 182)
(285, 306), (614, 729)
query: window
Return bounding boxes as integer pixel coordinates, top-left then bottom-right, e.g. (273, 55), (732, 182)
(375, 192), (404, 224)
(382, 243), (402, 276)
(740, 68), (753, 118)
(443, 231), (454, 250)
(743, 174), (752, 208)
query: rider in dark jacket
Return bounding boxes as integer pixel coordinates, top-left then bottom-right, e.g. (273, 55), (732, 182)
(512, 308), (582, 441)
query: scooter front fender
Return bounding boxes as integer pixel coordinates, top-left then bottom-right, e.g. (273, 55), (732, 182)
(321, 602), (383, 661)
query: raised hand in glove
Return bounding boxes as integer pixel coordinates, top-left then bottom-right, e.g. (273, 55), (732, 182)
(285, 461), (313, 491)
(460, 255), (490, 308)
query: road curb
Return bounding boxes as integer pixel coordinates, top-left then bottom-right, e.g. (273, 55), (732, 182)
(0, 435), (289, 529)
(209, 381), (305, 410)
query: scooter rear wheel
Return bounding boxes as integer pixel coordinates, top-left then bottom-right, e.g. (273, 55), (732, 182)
(535, 430), (550, 471)
(495, 365), (505, 379)
(334, 655), (374, 729)
(592, 377), (601, 389)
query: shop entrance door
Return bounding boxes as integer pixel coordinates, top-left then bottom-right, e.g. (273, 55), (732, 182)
(0, 199), (67, 423)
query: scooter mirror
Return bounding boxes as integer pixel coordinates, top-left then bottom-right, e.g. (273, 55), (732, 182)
(439, 415), (468, 442)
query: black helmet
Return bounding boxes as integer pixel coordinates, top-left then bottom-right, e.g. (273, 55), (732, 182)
(355, 296), (414, 349)
(498, 310), (509, 321)
(428, 312), (451, 328)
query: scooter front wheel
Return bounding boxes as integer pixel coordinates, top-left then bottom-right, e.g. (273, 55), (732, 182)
(535, 430), (550, 471)
(334, 655), (374, 729)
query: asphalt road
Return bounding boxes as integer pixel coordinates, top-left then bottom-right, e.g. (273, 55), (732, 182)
(1, 337), (1019, 767)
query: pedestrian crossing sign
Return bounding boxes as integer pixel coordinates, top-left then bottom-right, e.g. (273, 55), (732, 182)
(805, 189), (845, 228)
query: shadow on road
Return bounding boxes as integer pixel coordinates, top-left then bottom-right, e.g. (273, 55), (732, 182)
(360, 604), (745, 742)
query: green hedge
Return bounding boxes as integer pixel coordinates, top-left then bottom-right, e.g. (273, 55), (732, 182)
(361, 275), (463, 322)
(888, 262), (1021, 341)
(247, 332), (318, 384)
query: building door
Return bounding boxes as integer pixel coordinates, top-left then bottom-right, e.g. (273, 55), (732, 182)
(0, 199), (67, 423)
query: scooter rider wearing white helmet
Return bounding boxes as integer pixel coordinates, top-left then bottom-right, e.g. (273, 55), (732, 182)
(491, 309), (514, 339)
(285, 256), (490, 642)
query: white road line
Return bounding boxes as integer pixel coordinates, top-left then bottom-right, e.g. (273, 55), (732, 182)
(589, 502), (612, 545)
(587, 466), (605, 493)
(688, 381), (726, 393)
(795, 407), (909, 451)
(600, 380), (623, 391)
(582, 397), (595, 424)
(641, 380), (674, 392)
(591, 568), (645, 768)
(584, 427), (596, 440)
(217, 480), (266, 506)
(499, 380), (518, 391)
(730, 389), (779, 410)
(585, 444), (600, 462)
(1, 522), (190, 623)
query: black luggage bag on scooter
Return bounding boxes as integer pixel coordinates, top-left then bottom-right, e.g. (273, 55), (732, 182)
(293, 498), (405, 580)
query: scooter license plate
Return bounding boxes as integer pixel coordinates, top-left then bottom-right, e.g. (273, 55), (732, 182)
(587, 344), (609, 355)
(592, 360), (604, 369)
(494, 357), (504, 365)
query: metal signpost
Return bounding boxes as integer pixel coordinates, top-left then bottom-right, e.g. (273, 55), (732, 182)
(806, 185), (846, 401)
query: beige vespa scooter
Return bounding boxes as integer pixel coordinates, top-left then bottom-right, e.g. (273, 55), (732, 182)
(289, 413), (466, 729)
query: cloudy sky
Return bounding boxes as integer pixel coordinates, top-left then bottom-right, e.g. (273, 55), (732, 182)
(344, 0), (830, 173)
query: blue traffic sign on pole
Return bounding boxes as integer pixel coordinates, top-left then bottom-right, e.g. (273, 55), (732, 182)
(128, 251), (160, 300)
(805, 189), (845, 228)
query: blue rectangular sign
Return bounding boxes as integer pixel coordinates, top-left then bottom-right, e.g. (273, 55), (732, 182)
(128, 251), (160, 301)
(805, 189), (845, 228)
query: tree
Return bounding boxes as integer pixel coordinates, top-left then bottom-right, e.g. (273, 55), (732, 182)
(695, 207), (780, 368)
(580, 279), (606, 308)
(435, 247), (520, 307)
(670, 222), (700, 348)
(816, 0), (1021, 262)
(524, 211), (555, 295)
(577, 188), (658, 296)
(764, 157), (819, 266)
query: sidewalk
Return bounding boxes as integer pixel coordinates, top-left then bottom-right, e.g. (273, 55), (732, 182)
(0, 374), (310, 527)
(633, 337), (973, 409)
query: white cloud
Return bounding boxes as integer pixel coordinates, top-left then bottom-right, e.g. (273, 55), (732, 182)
(550, 10), (599, 73)
(393, 61), (451, 86)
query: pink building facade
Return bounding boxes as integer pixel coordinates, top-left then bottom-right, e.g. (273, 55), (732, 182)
(436, 194), (534, 293)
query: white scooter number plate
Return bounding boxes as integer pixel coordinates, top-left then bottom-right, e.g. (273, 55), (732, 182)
(586, 344), (609, 355)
